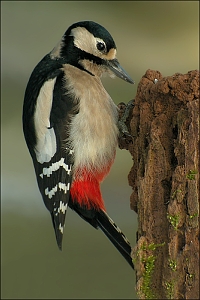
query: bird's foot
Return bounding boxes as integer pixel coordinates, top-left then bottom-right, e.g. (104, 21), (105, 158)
(117, 99), (134, 150)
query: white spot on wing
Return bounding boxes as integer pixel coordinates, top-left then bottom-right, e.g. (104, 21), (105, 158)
(45, 185), (58, 199)
(58, 182), (70, 193)
(40, 158), (72, 178)
(59, 223), (64, 234)
(44, 182), (70, 199)
(58, 201), (68, 214)
(34, 78), (57, 163)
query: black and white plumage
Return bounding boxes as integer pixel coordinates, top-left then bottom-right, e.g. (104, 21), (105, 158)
(23, 21), (134, 268)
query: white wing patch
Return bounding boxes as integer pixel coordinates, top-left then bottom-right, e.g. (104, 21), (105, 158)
(40, 158), (72, 178)
(34, 78), (57, 163)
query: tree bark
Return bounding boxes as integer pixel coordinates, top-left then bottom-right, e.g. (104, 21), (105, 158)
(122, 70), (199, 299)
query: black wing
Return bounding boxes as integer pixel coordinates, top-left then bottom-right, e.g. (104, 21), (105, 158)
(23, 57), (77, 249)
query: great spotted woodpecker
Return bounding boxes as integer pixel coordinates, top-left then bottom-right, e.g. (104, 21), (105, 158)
(23, 21), (134, 269)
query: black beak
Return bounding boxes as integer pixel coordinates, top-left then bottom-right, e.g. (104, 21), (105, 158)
(106, 59), (134, 84)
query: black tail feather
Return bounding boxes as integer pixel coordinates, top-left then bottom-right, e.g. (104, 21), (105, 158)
(51, 212), (63, 250)
(69, 201), (134, 269)
(96, 210), (134, 269)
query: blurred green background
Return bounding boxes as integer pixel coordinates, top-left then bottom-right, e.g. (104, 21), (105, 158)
(1, 1), (199, 299)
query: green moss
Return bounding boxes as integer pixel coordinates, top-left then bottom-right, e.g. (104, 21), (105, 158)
(141, 242), (165, 251)
(138, 242), (165, 299)
(171, 189), (182, 199)
(167, 213), (180, 230)
(141, 255), (156, 299)
(186, 169), (198, 180)
(168, 259), (177, 271)
(189, 212), (198, 219)
(165, 281), (175, 299)
(186, 273), (195, 287)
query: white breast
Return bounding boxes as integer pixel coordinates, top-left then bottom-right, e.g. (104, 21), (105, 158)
(63, 65), (119, 173)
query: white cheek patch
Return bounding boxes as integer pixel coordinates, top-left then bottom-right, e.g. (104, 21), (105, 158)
(70, 27), (94, 54)
(70, 27), (117, 61)
(34, 78), (57, 163)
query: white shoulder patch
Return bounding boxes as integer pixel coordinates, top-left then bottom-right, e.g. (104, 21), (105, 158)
(34, 78), (57, 163)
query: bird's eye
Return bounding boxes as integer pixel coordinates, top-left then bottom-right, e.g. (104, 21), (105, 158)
(96, 42), (106, 52)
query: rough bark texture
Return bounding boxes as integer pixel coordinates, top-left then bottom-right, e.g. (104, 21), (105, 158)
(121, 70), (199, 299)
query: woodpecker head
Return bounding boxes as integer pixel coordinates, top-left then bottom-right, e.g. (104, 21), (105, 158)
(50, 21), (134, 84)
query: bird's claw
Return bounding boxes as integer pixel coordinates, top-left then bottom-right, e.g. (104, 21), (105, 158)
(117, 99), (134, 149)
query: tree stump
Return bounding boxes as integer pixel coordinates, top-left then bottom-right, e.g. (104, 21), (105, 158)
(122, 69), (199, 299)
